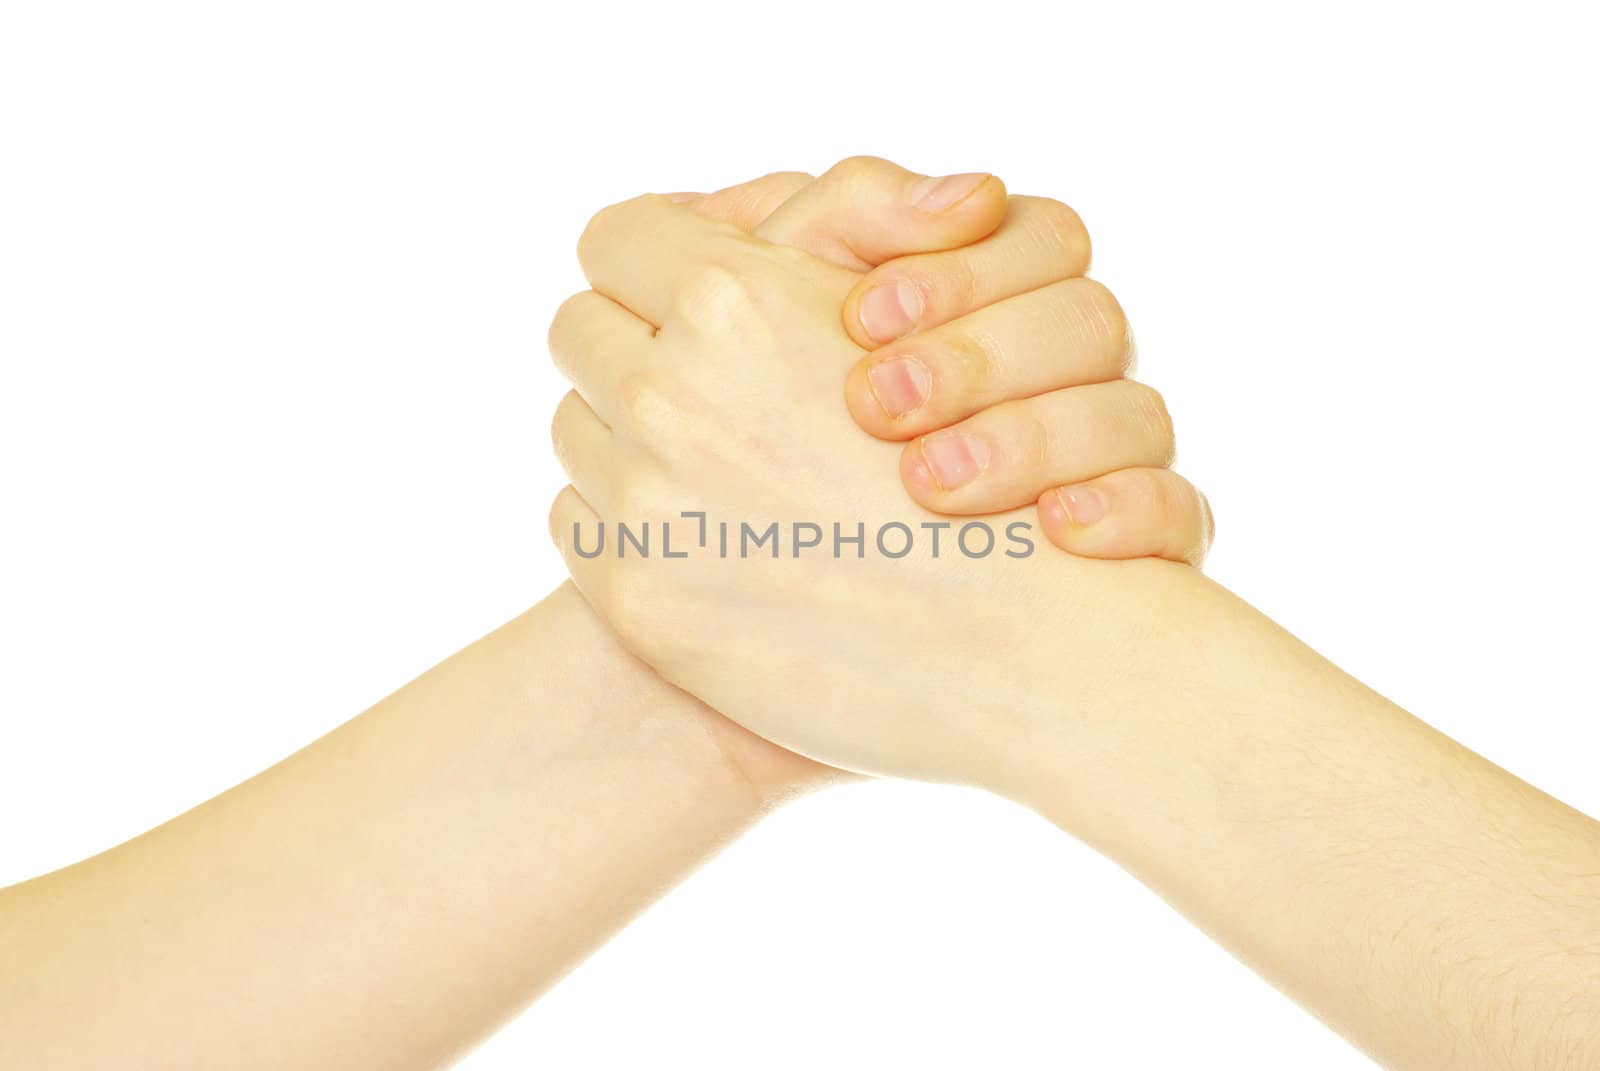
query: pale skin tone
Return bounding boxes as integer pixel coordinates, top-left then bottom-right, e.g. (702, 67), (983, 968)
(0, 160), (1204, 1069)
(17, 156), (1594, 1071)
(551, 177), (1600, 1069)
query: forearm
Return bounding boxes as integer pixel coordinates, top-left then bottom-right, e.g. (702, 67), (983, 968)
(0, 583), (797, 1071)
(1006, 566), (1600, 1070)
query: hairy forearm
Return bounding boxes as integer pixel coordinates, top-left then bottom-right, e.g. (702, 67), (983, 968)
(0, 583), (789, 1071)
(1006, 567), (1600, 1070)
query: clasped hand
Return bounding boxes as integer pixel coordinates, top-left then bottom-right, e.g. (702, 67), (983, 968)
(548, 158), (1211, 789)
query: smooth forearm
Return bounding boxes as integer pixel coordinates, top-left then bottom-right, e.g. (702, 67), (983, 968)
(1005, 566), (1600, 1070)
(0, 583), (790, 1071)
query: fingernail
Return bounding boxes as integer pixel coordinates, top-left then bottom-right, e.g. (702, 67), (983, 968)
(1057, 487), (1107, 526)
(866, 356), (932, 418)
(920, 433), (989, 491)
(858, 279), (924, 344)
(909, 172), (990, 213)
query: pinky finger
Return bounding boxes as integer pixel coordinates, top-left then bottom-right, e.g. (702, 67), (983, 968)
(1035, 468), (1214, 567)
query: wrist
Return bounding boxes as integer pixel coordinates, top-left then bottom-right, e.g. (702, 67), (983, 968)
(987, 569), (1600, 1069)
(532, 582), (837, 810)
(982, 563), (1313, 846)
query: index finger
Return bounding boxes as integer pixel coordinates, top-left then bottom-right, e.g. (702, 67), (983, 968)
(840, 196), (1093, 348)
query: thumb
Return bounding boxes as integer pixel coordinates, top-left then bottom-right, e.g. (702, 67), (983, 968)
(752, 156), (1006, 272)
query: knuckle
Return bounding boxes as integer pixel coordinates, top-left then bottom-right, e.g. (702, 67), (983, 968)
(549, 390), (586, 460)
(1199, 490), (1217, 549)
(1108, 470), (1164, 527)
(1012, 406), (1054, 470)
(1157, 475), (1210, 565)
(938, 324), (1002, 397)
(576, 198), (631, 263)
(1071, 278), (1134, 376)
(618, 369), (680, 430)
(824, 155), (888, 189)
(1125, 382), (1176, 465)
(546, 292), (588, 364)
(672, 261), (758, 325)
(549, 392), (572, 453)
(755, 169), (814, 194)
(1142, 471), (1185, 520)
(548, 486), (589, 553)
(545, 490), (568, 546)
(1118, 472), (1190, 549)
(1026, 196), (1093, 272)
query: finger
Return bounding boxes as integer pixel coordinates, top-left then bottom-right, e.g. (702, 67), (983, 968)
(577, 193), (754, 326)
(753, 156), (1007, 272)
(844, 277), (1132, 440)
(899, 380), (1175, 514)
(680, 172), (814, 231)
(550, 389), (618, 512)
(1035, 468), (1214, 567)
(841, 195), (1094, 348)
(547, 290), (654, 426)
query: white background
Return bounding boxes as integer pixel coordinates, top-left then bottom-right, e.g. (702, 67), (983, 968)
(2, 2), (1596, 1067)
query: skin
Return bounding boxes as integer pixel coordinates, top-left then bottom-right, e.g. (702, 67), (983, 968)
(0, 159), (1203, 1070)
(552, 193), (1600, 1069)
(0, 586), (779, 1070)
(682, 159), (1214, 566)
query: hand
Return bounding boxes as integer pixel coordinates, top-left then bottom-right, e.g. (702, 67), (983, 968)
(547, 172), (1600, 1071)
(577, 159), (1213, 794)
(835, 188), (1214, 566)
(639, 162), (1012, 796)
(681, 159), (1213, 566)
(548, 193), (1196, 788)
